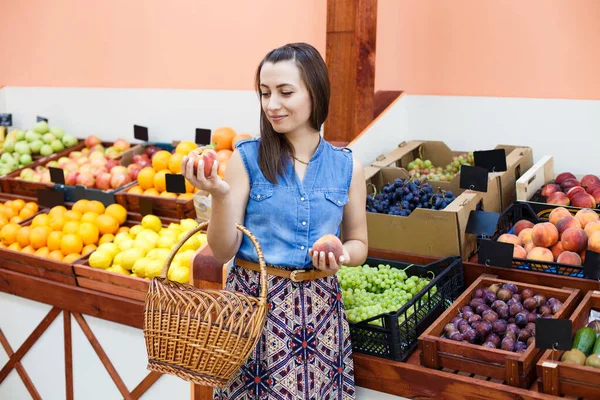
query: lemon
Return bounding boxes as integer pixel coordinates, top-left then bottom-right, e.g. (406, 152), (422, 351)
(118, 239), (134, 252)
(129, 225), (144, 238)
(174, 249), (195, 268)
(137, 229), (160, 246)
(134, 239), (155, 255)
(167, 223), (181, 233)
(159, 229), (177, 239)
(113, 252), (123, 266)
(109, 264), (129, 275)
(89, 250), (112, 269)
(114, 231), (132, 246)
(97, 243), (119, 259)
(132, 257), (149, 278)
(195, 233), (207, 247)
(180, 218), (198, 232)
(148, 248), (170, 261)
(157, 235), (176, 249)
(121, 248), (145, 270)
(141, 215), (162, 232)
(168, 266), (190, 283)
(179, 235), (200, 252)
(145, 259), (164, 279)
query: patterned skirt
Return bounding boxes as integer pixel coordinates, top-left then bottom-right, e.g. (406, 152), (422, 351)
(213, 262), (356, 400)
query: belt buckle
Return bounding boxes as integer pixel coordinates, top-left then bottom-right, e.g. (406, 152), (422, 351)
(289, 269), (307, 283)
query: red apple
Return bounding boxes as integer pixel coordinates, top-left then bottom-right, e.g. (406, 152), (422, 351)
(555, 172), (576, 185)
(76, 173), (95, 188)
(566, 186), (586, 200)
(95, 172), (112, 190)
(586, 182), (600, 195)
(561, 179), (581, 192)
(541, 184), (561, 197)
(572, 193), (597, 209)
(113, 138), (130, 152)
(547, 192), (570, 206)
(581, 174), (600, 189)
(76, 156), (89, 166)
(110, 172), (132, 189)
(105, 159), (121, 172)
(127, 164), (142, 181)
(80, 148), (90, 156)
(65, 172), (79, 186)
(110, 165), (127, 175)
(145, 146), (162, 159)
(85, 135), (102, 148)
(69, 151), (82, 160)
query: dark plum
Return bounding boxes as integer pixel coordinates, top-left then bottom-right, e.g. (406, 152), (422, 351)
(516, 341), (528, 352)
(463, 329), (477, 344)
(507, 298), (518, 307)
(506, 323), (520, 335)
(462, 310), (474, 320)
(483, 310), (499, 323)
(486, 333), (501, 348)
(505, 331), (517, 342)
(518, 328), (532, 342)
(476, 304), (491, 315)
(468, 314), (482, 324)
(496, 305), (509, 320)
(521, 289), (534, 299)
(484, 291), (497, 305)
(482, 341), (497, 349)
(492, 320), (507, 335)
(476, 321), (492, 338)
(459, 324), (471, 335)
(491, 300), (507, 310)
(509, 303), (524, 317)
(515, 312), (528, 328)
(461, 305), (474, 314)
(534, 294), (547, 307)
(539, 305), (552, 316)
(444, 323), (458, 336)
(526, 312), (537, 324)
(496, 289), (512, 302)
(512, 294), (522, 303)
(550, 300), (563, 315)
(501, 337), (515, 352)
(523, 297), (538, 312)
(457, 319), (470, 332)
(448, 331), (464, 341)
(546, 297), (559, 307)
(502, 283), (519, 294)
(508, 317), (516, 324)
(525, 322), (536, 335)
(472, 289), (485, 299)
(451, 316), (463, 325)
(470, 298), (485, 309)
(471, 321), (481, 331)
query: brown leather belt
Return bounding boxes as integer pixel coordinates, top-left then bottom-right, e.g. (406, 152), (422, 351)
(236, 259), (336, 282)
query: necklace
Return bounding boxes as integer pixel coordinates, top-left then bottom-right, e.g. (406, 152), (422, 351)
(292, 136), (321, 166)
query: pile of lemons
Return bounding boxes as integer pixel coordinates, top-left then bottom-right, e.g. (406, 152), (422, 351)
(88, 214), (205, 283)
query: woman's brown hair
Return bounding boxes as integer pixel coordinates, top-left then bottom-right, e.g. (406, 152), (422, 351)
(254, 42), (330, 184)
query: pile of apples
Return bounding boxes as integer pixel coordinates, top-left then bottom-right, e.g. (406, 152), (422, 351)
(541, 173), (600, 209)
(17, 135), (132, 189)
(499, 207), (600, 266)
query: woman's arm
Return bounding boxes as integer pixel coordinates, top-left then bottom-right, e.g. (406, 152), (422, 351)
(340, 156), (369, 267)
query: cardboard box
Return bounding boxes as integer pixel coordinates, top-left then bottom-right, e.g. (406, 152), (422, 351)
(364, 167), (482, 258)
(516, 155), (600, 219)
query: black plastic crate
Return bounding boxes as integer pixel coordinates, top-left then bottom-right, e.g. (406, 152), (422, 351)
(344, 256), (463, 362)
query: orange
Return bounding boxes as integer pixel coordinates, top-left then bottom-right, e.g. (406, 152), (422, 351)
(151, 151), (172, 171)
(21, 245), (35, 254)
(63, 253), (82, 263)
(185, 179), (195, 194)
(4, 201), (13, 211)
(31, 214), (50, 228)
(48, 205), (67, 217)
(82, 244), (97, 255)
(2, 207), (16, 221)
(19, 207), (36, 220)
(34, 247), (50, 258)
(137, 168), (156, 191)
(96, 214), (119, 235)
(87, 200), (105, 215)
(16, 227), (32, 248)
(99, 234), (115, 245)
(153, 170), (168, 193)
(216, 149), (232, 163)
(10, 216), (22, 224)
(160, 191), (177, 198)
(81, 211), (99, 224)
(0, 243), (5, 248)
(105, 204), (127, 224)
(78, 222), (99, 245)
(47, 231), (64, 251)
(0, 216), (8, 227)
(211, 127), (236, 151)
(218, 159), (228, 178)
(168, 152), (184, 173)
(0, 223), (21, 246)
(8, 242), (21, 252)
(24, 202), (38, 214)
(49, 215), (66, 231)
(143, 188), (160, 197)
(178, 193), (194, 200)
(62, 221), (81, 235)
(72, 200), (89, 214)
(231, 133), (252, 149)
(61, 233), (83, 255)
(64, 210), (82, 222)
(48, 250), (64, 261)
(12, 199), (26, 211)
(175, 140), (198, 156)
(30, 226), (52, 249)
(117, 227), (129, 234)
(128, 185), (144, 194)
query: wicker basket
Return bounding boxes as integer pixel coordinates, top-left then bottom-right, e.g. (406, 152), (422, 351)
(143, 222), (268, 388)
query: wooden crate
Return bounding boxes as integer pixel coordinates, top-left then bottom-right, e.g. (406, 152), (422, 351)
(114, 191), (196, 219)
(537, 290), (600, 398)
(418, 274), (580, 388)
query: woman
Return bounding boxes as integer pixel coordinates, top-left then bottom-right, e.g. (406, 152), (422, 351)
(183, 42), (367, 400)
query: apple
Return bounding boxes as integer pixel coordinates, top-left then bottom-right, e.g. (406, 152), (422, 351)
(14, 141), (31, 155)
(561, 179), (581, 192)
(78, 164), (93, 175)
(49, 126), (64, 138)
(581, 174), (600, 189)
(572, 193), (596, 209)
(90, 158), (107, 169)
(76, 173), (95, 187)
(541, 184), (561, 197)
(33, 121), (49, 134)
(89, 151), (105, 161)
(61, 134), (78, 148)
(96, 172), (112, 190)
(29, 140), (43, 154)
(19, 154), (33, 166)
(105, 148), (120, 159)
(85, 135), (102, 148)
(110, 172), (131, 189)
(127, 164), (142, 180)
(592, 189), (600, 205)
(50, 139), (65, 152)
(40, 144), (54, 157)
(105, 159), (121, 172)
(109, 165), (127, 175)
(113, 138), (130, 152)
(42, 133), (56, 144)
(40, 170), (51, 183)
(555, 172), (577, 185)
(547, 192), (570, 206)
(69, 151), (82, 160)
(65, 171), (79, 186)
(145, 146), (162, 159)
(46, 160), (59, 168)
(25, 130), (41, 142)
(586, 182), (600, 195)
(566, 186), (586, 200)
(76, 156), (89, 166)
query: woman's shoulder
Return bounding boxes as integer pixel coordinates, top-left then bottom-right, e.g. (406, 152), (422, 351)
(323, 139), (353, 161)
(233, 136), (260, 151)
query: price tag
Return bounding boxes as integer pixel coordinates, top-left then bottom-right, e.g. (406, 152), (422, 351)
(477, 239), (513, 268)
(138, 196), (153, 216)
(536, 319), (572, 351)
(37, 189), (64, 208)
(465, 210), (501, 236)
(0, 113), (12, 127)
(460, 165), (489, 192)
(583, 250), (600, 280)
(473, 149), (507, 173)
(195, 128), (212, 145)
(49, 167), (65, 185)
(84, 189), (115, 207)
(133, 125), (149, 141)
(36, 116), (49, 123)
(165, 174), (186, 194)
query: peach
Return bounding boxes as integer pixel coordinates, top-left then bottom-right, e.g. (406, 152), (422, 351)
(584, 220), (600, 237)
(550, 207), (572, 225)
(514, 220), (535, 237)
(311, 234), (345, 265)
(557, 251), (582, 266)
(541, 184), (561, 197)
(555, 215), (582, 235)
(555, 172), (576, 185)
(191, 147), (218, 178)
(581, 174), (600, 189)
(586, 182), (600, 195)
(513, 244), (526, 259)
(566, 186), (586, 200)
(527, 247), (554, 263)
(498, 234), (521, 247)
(561, 228), (588, 253)
(547, 192), (570, 206)
(588, 231), (600, 253)
(572, 193), (597, 209)
(524, 241), (536, 254)
(581, 250), (586, 263)
(518, 228), (533, 244)
(532, 222), (559, 248)
(575, 209), (600, 228)
(550, 241), (565, 260)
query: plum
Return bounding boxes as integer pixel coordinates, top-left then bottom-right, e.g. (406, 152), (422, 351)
(533, 294), (547, 307)
(527, 336), (535, 347)
(444, 323), (458, 336)
(523, 297), (538, 312)
(448, 331), (464, 341)
(463, 328), (477, 343)
(501, 337), (515, 352)
(476, 304), (491, 315)
(491, 300), (507, 310)
(496, 304), (509, 320)
(539, 305), (552, 316)
(457, 319), (470, 332)
(550, 300), (564, 315)
(518, 328), (533, 342)
(471, 321), (481, 331)
(461, 306), (474, 314)
(512, 294), (522, 303)
(482, 341), (497, 349)
(451, 316), (463, 325)
(509, 303), (524, 317)
(507, 323), (520, 335)
(496, 289), (512, 302)
(515, 312), (528, 328)
(521, 289), (534, 299)
(472, 289), (485, 299)
(483, 310), (499, 323)
(476, 321), (493, 338)
(486, 333), (501, 348)
(484, 291), (497, 305)
(470, 298), (485, 309)
(468, 314), (482, 324)
(505, 331), (517, 342)
(507, 298), (518, 306)
(502, 283), (519, 294)
(516, 341), (528, 353)
(525, 322), (536, 335)
(492, 320), (507, 335)
(462, 310), (474, 320)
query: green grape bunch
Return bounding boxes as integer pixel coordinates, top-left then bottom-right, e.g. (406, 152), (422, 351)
(407, 153), (474, 182)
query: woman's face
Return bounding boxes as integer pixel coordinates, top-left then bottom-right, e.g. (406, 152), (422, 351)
(259, 60), (313, 135)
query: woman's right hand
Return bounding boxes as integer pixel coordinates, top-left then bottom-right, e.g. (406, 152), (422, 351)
(182, 155), (230, 198)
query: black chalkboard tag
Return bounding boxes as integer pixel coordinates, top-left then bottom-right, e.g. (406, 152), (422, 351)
(138, 197), (153, 216)
(477, 239), (513, 268)
(36, 116), (49, 123)
(0, 113), (12, 127)
(134, 125), (149, 141)
(195, 128), (212, 145)
(474, 149), (507, 173)
(49, 167), (65, 185)
(165, 174), (186, 194)
(466, 210), (500, 236)
(536, 318), (572, 351)
(583, 250), (600, 280)
(85, 189), (115, 207)
(460, 165), (489, 192)
(37, 189), (64, 208)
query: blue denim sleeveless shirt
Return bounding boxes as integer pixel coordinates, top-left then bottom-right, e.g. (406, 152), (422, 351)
(235, 137), (353, 269)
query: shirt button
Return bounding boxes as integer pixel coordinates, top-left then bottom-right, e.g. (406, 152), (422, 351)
(256, 194), (261, 199)
(300, 246), (305, 250)
(302, 221), (306, 226)
(300, 197), (305, 201)
(337, 200), (341, 205)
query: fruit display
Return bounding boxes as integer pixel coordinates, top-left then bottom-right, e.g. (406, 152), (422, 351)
(499, 207), (600, 267)
(0, 199), (40, 226)
(366, 177), (457, 216)
(0, 122), (79, 176)
(441, 282), (563, 352)
(337, 263), (435, 325)
(15, 135), (132, 188)
(407, 153), (474, 182)
(540, 172), (600, 209)
(561, 322), (600, 368)
(86, 214), (206, 283)
(0, 201), (128, 263)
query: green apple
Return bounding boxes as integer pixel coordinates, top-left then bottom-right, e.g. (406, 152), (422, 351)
(15, 141), (32, 155)
(42, 133), (57, 144)
(2, 139), (15, 153)
(33, 121), (49, 134)
(0, 168), (10, 176)
(1, 153), (13, 163)
(40, 144), (54, 157)
(49, 126), (65, 138)
(61, 134), (78, 147)
(25, 130), (40, 142)
(15, 130), (26, 141)
(50, 139), (64, 152)
(19, 154), (33, 166)
(29, 139), (43, 154)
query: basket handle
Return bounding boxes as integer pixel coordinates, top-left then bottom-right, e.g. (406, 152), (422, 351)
(159, 221), (268, 300)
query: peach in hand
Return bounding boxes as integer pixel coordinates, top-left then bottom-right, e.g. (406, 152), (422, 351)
(311, 234), (344, 265)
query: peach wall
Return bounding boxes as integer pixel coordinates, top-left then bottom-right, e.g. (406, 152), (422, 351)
(375, 0), (600, 99)
(0, 0), (326, 90)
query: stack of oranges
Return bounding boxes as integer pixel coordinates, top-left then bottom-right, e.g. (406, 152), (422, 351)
(0, 199), (39, 226)
(0, 199), (128, 263)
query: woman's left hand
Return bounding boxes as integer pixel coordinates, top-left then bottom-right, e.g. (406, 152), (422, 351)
(309, 247), (350, 273)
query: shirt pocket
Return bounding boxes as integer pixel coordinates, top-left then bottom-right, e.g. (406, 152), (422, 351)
(249, 185), (274, 201)
(324, 191), (349, 207)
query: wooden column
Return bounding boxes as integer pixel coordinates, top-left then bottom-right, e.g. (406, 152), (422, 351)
(324, 0), (378, 144)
